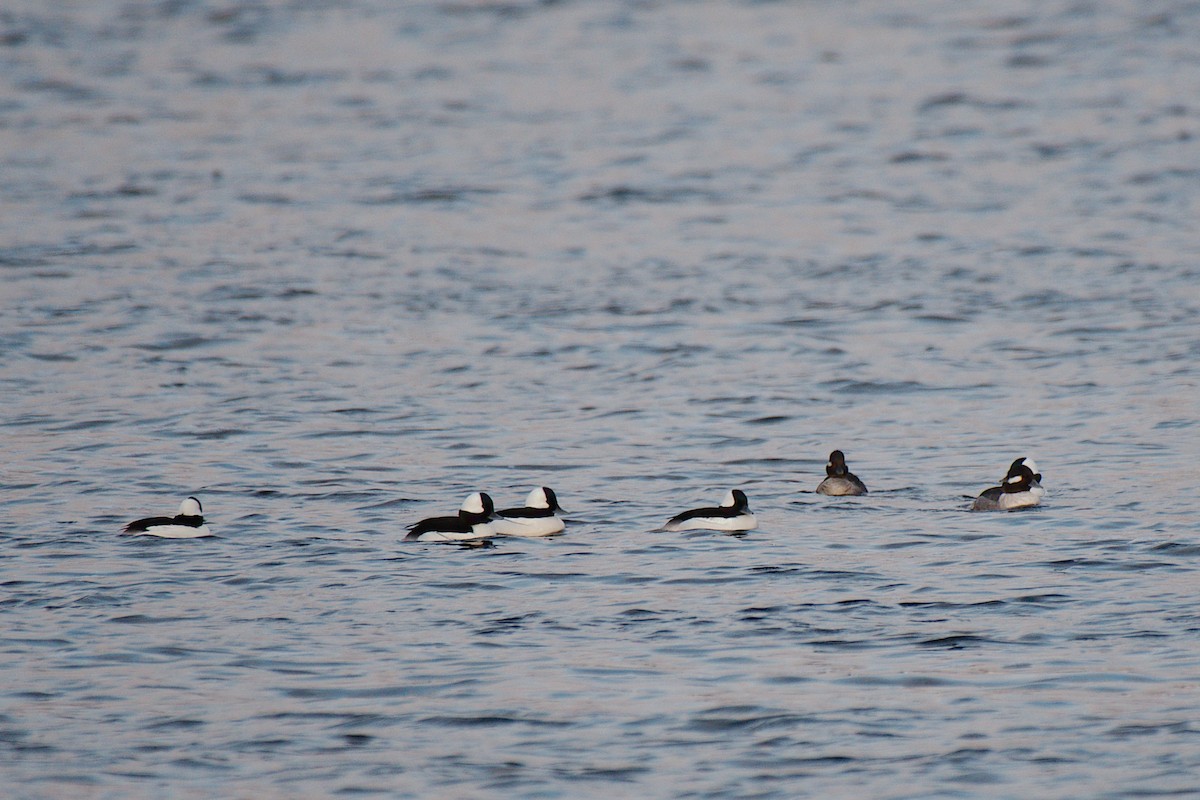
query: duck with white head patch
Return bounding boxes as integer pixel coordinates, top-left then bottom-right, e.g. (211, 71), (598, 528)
(124, 496), (211, 538)
(405, 492), (498, 542)
(1014, 457), (1043, 491)
(491, 487), (566, 537)
(971, 457), (1045, 511)
(816, 450), (868, 496)
(661, 489), (757, 532)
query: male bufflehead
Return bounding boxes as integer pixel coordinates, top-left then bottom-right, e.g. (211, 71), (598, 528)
(1012, 457), (1043, 489)
(124, 496), (212, 538)
(491, 487), (566, 537)
(405, 492), (498, 542)
(971, 458), (1045, 511)
(662, 489), (757, 532)
(816, 450), (868, 496)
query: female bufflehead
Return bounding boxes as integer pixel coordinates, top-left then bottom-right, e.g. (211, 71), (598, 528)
(491, 487), (566, 537)
(971, 458), (1045, 511)
(405, 492), (498, 542)
(662, 489), (757, 532)
(124, 496), (212, 538)
(816, 450), (868, 496)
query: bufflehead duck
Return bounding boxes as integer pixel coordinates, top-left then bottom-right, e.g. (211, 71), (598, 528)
(124, 496), (212, 538)
(816, 450), (868, 496)
(405, 492), (498, 542)
(662, 489), (757, 532)
(491, 487), (566, 537)
(971, 458), (1045, 511)
(1013, 457), (1043, 489)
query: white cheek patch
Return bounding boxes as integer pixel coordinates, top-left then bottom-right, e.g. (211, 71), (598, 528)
(720, 490), (736, 508)
(461, 493), (485, 514)
(526, 487), (549, 509)
(1006, 474), (1023, 485)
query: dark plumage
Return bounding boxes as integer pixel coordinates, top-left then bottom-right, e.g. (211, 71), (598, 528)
(816, 450), (868, 496)
(497, 486), (562, 519)
(123, 497), (210, 537)
(663, 489), (756, 532)
(971, 460), (1044, 511)
(405, 492), (497, 541)
(492, 486), (567, 536)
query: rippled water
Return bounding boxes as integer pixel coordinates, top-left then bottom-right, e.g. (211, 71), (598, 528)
(3, 1), (1199, 797)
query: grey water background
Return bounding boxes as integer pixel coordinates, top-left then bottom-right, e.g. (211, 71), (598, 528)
(2, 0), (1199, 797)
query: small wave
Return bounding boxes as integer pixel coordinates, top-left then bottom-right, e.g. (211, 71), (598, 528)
(133, 335), (227, 351)
(917, 634), (999, 649)
(577, 185), (721, 205)
(419, 714), (571, 728)
(818, 379), (938, 394)
(687, 706), (809, 733)
(359, 186), (499, 205)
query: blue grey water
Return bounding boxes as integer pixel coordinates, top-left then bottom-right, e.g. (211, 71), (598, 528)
(2, 1), (1199, 797)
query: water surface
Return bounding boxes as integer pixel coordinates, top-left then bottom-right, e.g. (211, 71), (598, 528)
(2, 1), (1199, 797)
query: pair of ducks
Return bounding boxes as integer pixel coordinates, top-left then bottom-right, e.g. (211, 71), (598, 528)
(814, 450), (1046, 510)
(122, 454), (1045, 540)
(661, 449), (864, 533)
(813, 450), (1047, 512)
(666, 452), (1046, 532)
(405, 487), (565, 542)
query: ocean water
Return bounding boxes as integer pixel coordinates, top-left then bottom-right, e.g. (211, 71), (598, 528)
(2, 1), (1199, 797)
